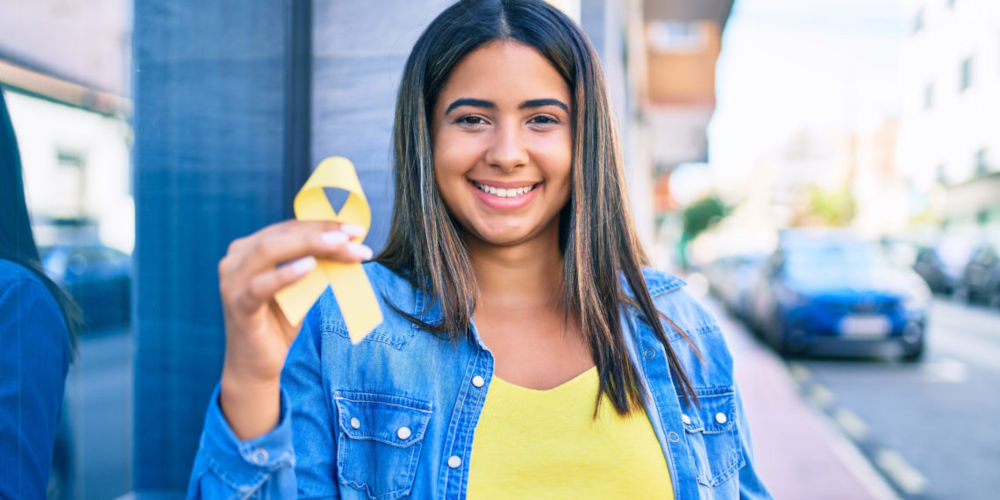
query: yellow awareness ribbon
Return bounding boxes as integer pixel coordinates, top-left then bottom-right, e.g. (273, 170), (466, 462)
(273, 156), (383, 344)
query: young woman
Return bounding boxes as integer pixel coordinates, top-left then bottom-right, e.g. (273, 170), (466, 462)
(189, 1), (770, 498)
(0, 86), (80, 498)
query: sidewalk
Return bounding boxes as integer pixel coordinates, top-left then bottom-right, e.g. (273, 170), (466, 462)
(697, 292), (899, 500)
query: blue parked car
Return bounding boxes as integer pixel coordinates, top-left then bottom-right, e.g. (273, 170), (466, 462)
(40, 244), (131, 332)
(749, 231), (928, 361)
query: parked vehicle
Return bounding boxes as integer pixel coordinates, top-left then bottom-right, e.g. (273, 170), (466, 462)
(954, 244), (1000, 307)
(913, 246), (956, 295)
(749, 230), (928, 361)
(40, 244), (131, 332)
(706, 253), (767, 322)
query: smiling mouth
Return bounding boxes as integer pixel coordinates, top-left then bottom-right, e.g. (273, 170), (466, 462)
(472, 181), (540, 198)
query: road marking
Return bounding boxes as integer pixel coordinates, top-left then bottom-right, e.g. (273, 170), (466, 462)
(875, 448), (928, 496)
(923, 357), (969, 383)
(834, 408), (869, 441)
(788, 362), (810, 384)
(812, 407), (902, 500)
(807, 383), (835, 408)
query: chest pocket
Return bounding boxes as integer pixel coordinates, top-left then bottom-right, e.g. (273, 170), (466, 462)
(334, 391), (432, 500)
(681, 390), (745, 487)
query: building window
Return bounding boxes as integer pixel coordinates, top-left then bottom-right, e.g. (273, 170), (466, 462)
(924, 83), (934, 109)
(53, 150), (86, 218)
(913, 9), (924, 33)
(975, 148), (988, 175)
(947, 0), (956, 9)
(647, 21), (703, 51)
(936, 164), (948, 184)
(960, 57), (973, 91)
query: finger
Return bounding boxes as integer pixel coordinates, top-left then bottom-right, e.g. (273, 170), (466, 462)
(251, 219), (366, 244)
(229, 228), (373, 293)
(235, 256), (319, 314)
(223, 219), (368, 276)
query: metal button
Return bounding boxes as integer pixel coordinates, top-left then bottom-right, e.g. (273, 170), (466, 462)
(397, 426), (412, 440)
(715, 412), (728, 424)
(668, 431), (680, 443)
(681, 414), (691, 425)
(447, 455), (462, 469)
(643, 348), (655, 359)
(252, 448), (269, 464)
(471, 375), (485, 388)
(350, 417), (360, 429)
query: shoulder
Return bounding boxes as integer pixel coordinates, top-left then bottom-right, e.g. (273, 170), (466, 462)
(0, 259), (55, 306)
(0, 259), (69, 360)
(635, 267), (734, 387)
(639, 268), (720, 338)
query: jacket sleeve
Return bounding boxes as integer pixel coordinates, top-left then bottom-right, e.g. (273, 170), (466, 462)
(0, 277), (70, 500)
(187, 301), (340, 499)
(734, 382), (772, 499)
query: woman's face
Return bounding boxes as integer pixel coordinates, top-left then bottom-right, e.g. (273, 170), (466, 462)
(431, 41), (573, 250)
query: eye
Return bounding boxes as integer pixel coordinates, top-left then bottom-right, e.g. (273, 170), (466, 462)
(455, 115), (489, 126)
(528, 115), (561, 126)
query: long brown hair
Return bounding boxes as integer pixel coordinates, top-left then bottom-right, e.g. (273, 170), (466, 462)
(377, 0), (698, 414)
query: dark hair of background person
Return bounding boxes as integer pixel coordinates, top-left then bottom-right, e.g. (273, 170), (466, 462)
(0, 85), (81, 355)
(377, 0), (700, 415)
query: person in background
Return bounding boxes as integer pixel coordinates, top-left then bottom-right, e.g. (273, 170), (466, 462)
(0, 85), (80, 498)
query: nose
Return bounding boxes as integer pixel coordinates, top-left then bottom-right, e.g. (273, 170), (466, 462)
(484, 121), (528, 172)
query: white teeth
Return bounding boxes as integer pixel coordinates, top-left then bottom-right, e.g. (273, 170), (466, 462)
(475, 182), (535, 198)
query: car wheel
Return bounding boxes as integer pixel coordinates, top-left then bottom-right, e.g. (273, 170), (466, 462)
(773, 311), (801, 357)
(901, 341), (925, 363)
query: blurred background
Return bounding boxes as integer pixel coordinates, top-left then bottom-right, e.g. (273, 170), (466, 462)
(1, 0), (997, 498)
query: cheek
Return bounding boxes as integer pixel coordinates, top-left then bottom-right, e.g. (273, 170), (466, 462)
(434, 127), (482, 163)
(535, 132), (573, 186)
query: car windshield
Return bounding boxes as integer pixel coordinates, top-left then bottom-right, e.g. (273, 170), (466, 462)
(783, 240), (886, 282)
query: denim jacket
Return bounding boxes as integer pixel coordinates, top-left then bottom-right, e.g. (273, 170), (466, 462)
(188, 262), (772, 499)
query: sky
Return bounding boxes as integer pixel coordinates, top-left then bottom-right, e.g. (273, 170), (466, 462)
(707, 0), (907, 179)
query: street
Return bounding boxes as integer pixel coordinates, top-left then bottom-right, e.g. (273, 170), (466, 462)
(787, 299), (1000, 500)
(63, 328), (133, 500)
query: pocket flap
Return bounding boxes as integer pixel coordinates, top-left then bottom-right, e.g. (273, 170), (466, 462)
(682, 390), (737, 435)
(334, 391), (432, 448)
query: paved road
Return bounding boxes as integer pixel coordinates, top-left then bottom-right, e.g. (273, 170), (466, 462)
(63, 328), (133, 500)
(790, 299), (1000, 500)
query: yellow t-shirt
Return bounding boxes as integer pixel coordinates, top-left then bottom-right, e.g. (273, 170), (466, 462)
(466, 366), (675, 499)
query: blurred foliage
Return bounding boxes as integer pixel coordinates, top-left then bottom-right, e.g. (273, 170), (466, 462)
(682, 195), (730, 240)
(803, 185), (855, 226)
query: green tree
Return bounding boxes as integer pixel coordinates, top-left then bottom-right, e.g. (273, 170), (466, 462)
(679, 195), (729, 268)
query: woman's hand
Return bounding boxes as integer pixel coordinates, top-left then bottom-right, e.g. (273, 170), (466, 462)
(217, 220), (372, 439)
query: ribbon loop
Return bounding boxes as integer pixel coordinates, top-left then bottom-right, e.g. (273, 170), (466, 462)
(274, 157), (383, 343)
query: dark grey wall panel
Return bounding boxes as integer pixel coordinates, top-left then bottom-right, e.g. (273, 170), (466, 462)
(310, 0), (453, 250)
(132, 1), (289, 490)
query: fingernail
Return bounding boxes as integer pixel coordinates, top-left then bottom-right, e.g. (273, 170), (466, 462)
(320, 231), (348, 246)
(340, 224), (366, 237)
(289, 256), (317, 275)
(346, 242), (373, 260)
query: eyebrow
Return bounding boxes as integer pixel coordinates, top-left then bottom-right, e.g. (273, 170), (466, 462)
(444, 97), (570, 115)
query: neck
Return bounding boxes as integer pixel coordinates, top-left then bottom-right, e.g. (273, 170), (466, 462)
(466, 231), (564, 313)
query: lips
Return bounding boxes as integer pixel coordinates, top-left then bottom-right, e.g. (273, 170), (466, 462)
(467, 179), (541, 210)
